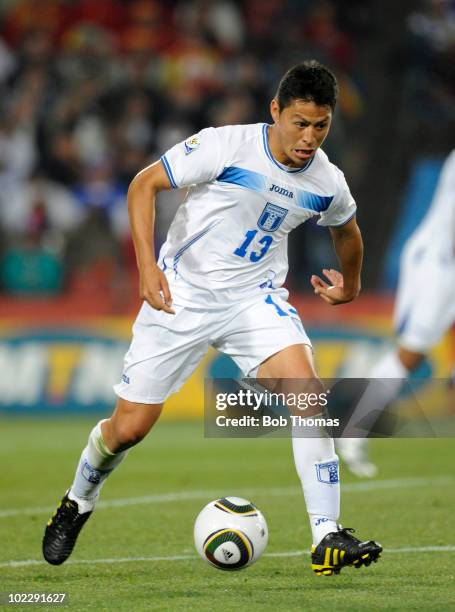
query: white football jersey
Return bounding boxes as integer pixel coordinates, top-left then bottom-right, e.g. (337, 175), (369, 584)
(405, 149), (455, 259)
(158, 123), (356, 306)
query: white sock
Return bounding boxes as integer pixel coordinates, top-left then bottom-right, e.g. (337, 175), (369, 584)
(342, 352), (409, 437)
(370, 351), (409, 379)
(69, 420), (128, 511)
(292, 424), (340, 545)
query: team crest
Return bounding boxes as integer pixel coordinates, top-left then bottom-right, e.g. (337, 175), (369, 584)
(184, 135), (201, 155)
(316, 460), (339, 484)
(82, 461), (103, 484)
(257, 203), (288, 232)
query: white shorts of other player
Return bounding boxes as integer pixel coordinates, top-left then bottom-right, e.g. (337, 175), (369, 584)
(114, 290), (311, 404)
(394, 238), (455, 353)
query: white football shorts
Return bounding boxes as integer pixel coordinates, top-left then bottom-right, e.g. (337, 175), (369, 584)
(395, 238), (455, 352)
(114, 290), (311, 404)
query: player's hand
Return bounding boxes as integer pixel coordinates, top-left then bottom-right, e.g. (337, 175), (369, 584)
(139, 264), (175, 314)
(310, 268), (357, 305)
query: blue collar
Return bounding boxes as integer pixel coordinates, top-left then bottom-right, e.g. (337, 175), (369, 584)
(262, 123), (315, 174)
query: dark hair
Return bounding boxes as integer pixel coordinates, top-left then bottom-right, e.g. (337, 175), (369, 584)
(276, 60), (338, 111)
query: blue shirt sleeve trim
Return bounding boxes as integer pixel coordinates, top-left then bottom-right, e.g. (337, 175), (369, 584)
(160, 155), (178, 189)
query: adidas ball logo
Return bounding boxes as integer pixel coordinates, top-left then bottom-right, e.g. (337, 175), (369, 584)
(222, 548), (234, 561)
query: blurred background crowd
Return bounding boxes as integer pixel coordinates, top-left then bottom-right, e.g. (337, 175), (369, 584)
(0, 0), (453, 302)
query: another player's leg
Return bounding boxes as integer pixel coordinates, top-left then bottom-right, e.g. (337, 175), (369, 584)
(335, 438), (377, 478)
(257, 344), (382, 575)
(448, 363), (455, 414)
(42, 398), (162, 565)
(340, 248), (455, 475)
(337, 347), (424, 477)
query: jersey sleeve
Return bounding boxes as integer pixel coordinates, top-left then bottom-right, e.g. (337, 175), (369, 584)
(160, 127), (224, 189)
(317, 167), (357, 227)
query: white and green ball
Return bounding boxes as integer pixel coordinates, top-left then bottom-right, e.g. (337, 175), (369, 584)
(194, 497), (268, 570)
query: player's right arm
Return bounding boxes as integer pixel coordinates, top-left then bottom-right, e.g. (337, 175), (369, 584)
(127, 160), (175, 314)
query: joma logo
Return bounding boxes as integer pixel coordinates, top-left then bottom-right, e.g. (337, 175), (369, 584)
(269, 183), (294, 198)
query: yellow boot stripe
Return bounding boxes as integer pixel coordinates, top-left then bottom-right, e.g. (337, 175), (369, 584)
(340, 550), (345, 561)
(333, 548), (339, 565)
(312, 565), (333, 576)
(324, 547), (332, 567)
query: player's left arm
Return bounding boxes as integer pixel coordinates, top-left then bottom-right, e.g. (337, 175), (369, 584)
(311, 216), (363, 305)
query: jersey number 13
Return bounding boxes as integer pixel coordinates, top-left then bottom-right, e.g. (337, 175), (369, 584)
(233, 230), (273, 262)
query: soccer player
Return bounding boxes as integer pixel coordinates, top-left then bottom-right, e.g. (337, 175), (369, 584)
(43, 61), (382, 575)
(337, 149), (455, 476)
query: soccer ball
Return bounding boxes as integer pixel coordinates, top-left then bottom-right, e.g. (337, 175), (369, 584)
(194, 497), (268, 570)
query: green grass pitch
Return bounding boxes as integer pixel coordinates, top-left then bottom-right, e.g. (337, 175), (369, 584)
(1, 419), (454, 611)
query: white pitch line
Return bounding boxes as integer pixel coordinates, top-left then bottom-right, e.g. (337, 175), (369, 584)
(1, 546), (455, 569)
(0, 476), (453, 519)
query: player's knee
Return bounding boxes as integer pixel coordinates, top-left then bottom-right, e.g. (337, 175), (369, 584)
(306, 376), (325, 395)
(111, 420), (149, 450)
(107, 399), (163, 451)
(279, 374), (324, 396)
(398, 347), (425, 371)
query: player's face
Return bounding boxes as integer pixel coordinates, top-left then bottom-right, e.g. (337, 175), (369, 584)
(269, 99), (332, 168)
